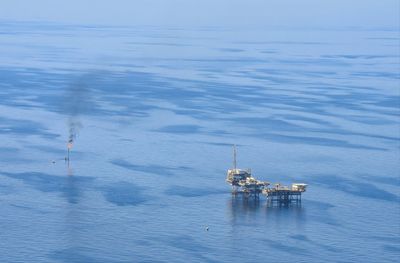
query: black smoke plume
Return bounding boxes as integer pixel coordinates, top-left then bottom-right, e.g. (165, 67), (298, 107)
(64, 75), (92, 148)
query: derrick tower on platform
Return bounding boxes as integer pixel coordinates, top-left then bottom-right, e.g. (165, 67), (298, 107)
(225, 145), (307, 203)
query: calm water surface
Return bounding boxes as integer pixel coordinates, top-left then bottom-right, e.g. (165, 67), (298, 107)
(0, 22), (399, 262)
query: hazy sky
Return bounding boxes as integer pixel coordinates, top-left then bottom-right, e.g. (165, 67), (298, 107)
(0, 0), (399, 29)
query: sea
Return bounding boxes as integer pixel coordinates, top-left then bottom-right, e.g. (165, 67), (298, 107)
(0, 21), (399, 263)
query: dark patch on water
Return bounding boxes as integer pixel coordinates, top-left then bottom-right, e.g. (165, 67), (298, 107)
(290, 234), (310, 241)
(111, 159), (190, 176)
(289, 234), (342, 252)
(264, 239), (310, 255)
(119, 138), (135, 142)
(322, 54), (396, 60)
(159, 235), (218, 262)
(310, 175), (399, 202)
(0, 147), (34, 164)
(300, 200), (338, 226)
(351, 71), (400, 80)
(382, 244), (400, 253)
(366, 235), (400, 243)
(50, 247), (130, 263)
(99, 181), (148, 206)
(293, 154), (341, 163)
(276, 114), (336, 127)
(0, 171), (94, 204)
(154, 124), (202, 134)
(164, 186), (224, 197)
(314, 128), (399, 143)
(304, 200), (335, 210)
(258, 133), (387, 151)
(217, 48), (244, 53)
(197, 141), (238, 147)
(227, 117), (304, 132)
(0, 147), (19, 153)
(127, 41), (192, 47)
(235, 40), (327, 46)
(166, 235), (211, 253)
(26, 144), (69, 155)
(360, 174), (400, 186)
(341, 115), (398, 125)
(370, 96), (400, 110)
(0, 116), (59, 139)
(0, 183), (14, 195)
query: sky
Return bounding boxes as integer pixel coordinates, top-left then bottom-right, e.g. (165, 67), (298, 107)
(0, 0), (399, 29)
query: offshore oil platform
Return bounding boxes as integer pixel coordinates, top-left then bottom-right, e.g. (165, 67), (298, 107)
(226, 145), (307, 204)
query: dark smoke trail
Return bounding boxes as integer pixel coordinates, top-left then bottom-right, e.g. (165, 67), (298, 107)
(68, 117), (82, 145)
(64, 74), (92, 151)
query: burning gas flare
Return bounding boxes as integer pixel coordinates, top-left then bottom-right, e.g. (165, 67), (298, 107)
(63, 73), (92, 165)
(67, 140), (73, 150)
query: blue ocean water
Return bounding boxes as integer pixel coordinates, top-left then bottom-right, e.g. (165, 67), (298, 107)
(0, 21), (399, 262)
